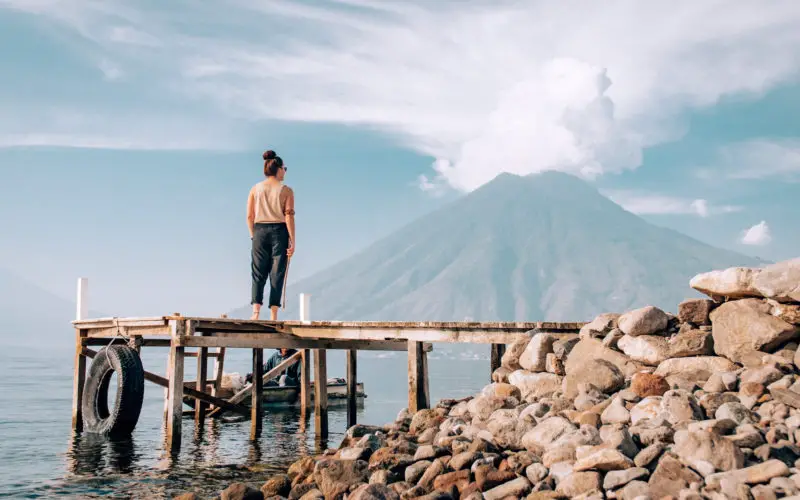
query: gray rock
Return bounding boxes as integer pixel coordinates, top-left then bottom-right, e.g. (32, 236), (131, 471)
(716, 402), (757, 425)
(668, 329), (714, 358)
(618, 335), (670, 366)
(710, 298), (799, 363)
(678, 298), (716, 325)
(634, 443), (665, 468)
(604, 467), (649, 490)
(654, 356), (737, 385)
(752, 257), (800, 303)
(673, 429), (745, 472)
(619, 306), (670, 337)
(520, 333), (556, 372)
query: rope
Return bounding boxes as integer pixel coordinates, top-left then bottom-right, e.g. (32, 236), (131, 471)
(98, 317), (132, 357)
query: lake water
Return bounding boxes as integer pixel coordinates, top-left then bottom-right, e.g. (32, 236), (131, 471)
(0, 344), (491, 498)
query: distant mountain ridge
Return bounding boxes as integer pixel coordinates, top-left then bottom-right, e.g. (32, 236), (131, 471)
(0, 268), (105, 350)
(229, 171), (765, 323)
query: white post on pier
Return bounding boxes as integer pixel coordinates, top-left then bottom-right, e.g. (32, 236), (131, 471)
(76, 278), (89, 320)
(299, 293), (311, 324)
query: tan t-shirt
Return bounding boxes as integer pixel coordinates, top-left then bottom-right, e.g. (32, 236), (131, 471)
(252, 181), (293, 223)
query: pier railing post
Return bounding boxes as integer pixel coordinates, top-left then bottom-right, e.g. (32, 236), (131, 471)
(299, 293), (312, 422)
(408, 341), (430, 413)
(166, 319), (186, 454)
(71, 278), (89, 432)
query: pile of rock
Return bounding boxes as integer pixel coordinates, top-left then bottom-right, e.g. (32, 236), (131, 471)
(178, 258), (800, 500)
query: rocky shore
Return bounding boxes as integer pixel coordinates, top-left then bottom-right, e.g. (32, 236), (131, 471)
(177, 258), (800, 500)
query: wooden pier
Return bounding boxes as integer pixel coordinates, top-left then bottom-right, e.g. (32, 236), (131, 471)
(70, 281), (584, 453)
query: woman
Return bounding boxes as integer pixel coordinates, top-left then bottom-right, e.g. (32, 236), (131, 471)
(247, 150), (296, 320)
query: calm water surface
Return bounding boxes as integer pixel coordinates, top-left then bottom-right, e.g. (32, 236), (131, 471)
(0, 345), (490, 498)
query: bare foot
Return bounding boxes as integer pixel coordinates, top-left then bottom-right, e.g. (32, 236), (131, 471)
(270, 306), (279, 321)
(250, 312), (259, 320)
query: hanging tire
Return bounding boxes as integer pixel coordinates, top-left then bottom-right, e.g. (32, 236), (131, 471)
(81, 344), (145, 436)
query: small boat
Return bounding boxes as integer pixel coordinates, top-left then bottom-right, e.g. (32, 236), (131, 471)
(181, 377), (367, 411)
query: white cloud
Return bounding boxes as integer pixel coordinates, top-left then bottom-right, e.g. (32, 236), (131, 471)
(3, 0), (800, 175)
(740, 221), (772, 246)
(603, 190), (742, 217)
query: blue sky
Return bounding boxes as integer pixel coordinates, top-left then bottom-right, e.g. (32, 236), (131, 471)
(0, 0), (798, 317)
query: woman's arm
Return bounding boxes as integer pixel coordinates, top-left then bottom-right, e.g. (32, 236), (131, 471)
(246, 187), (255, 238)
(284, 187), (296, 256)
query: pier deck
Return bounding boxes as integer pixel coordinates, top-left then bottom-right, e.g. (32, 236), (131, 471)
(70, 288), (585, 454)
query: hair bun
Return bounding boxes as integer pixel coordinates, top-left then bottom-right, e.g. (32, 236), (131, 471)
(263, 150), (277, 160)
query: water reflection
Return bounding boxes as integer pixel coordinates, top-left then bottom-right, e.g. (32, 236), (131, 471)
(66, 432), (140, 477)
(3, 351), (488, 498)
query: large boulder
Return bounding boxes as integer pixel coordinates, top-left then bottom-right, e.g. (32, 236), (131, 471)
(519, 333), (555, 372)
(565, 338), (641, 378)
(753, 258), (800, 303)
(690, 266), (760, 299)
(508, 370), (562, 401)
(618, 306), (670, 337)
(709, 298), (799, 363)
(563, 358), (624, 398)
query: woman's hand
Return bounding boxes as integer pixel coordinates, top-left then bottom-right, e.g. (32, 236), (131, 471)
(287, 241), (295, 258)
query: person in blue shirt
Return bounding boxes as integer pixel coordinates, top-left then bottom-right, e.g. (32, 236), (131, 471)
(246, 348), (301, 387)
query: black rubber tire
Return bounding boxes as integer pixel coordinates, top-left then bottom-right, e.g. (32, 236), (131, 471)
(81, 344), (145, 436)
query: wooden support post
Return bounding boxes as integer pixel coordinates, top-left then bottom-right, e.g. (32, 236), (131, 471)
(490, 343), (506, 380)
(346, 349), (357, 428)
(72, 279), (89, 432)
(300, 349), (311, 420)
(314, 349), (328, 439)
(299, 293), (312, 420)
(408, 341), (430, 413)
(71, 329), (86, 432)
(211, 347), (225, 408)
(251, 348), (263, 440)
(166, 320), (185, 454)
(195, 346), (208, 425)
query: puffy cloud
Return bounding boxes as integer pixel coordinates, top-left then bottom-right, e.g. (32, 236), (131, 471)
(740, 221), (772, 246)
(3, 0), (800, 188)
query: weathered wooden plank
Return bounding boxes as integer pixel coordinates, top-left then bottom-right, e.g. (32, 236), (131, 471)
(72, 329), (87, 432)
(76, 315), (585, 331)
(84, 325), (172, 338)
(251, 348), (263, 440)
(83, 338), (172, 347)
(207, 351), (303, 416)
(182, 335), (429, 352)
(346, 349), (357, 428)
(408, 341), (429, 412)
(72, 316), (168, 328)
(285, 326), (544, 345)
(195, 346), (209, 424)
(281, 320), (584, 330)
(314, 349), (328, 439)
(81, 347), (248, 416)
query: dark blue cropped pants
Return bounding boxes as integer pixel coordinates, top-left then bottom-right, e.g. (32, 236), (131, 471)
(251, 222), (289, 307)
